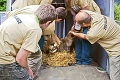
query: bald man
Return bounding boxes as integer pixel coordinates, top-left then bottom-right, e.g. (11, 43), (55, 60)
(70, 10), (120, 80)
(65, 0), (101, 65)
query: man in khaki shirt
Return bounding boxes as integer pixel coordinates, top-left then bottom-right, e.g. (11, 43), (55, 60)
(0, 4), (56, 80)
(6, 4), (67, 80)
(65, 0), (101, 21)
(65, 0), (101, 65)
(12, 0), (53, 10)
(70, 10), (120, 80)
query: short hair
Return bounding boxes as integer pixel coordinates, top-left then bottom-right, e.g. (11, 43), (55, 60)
(56, 7), (67, 20)
(78, 12), (91, 25)
(35, 4), (56, 24)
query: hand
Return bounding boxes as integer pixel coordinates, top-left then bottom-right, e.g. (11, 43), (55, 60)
(69, 31), (75, 36)
(28, 68), (34, 79)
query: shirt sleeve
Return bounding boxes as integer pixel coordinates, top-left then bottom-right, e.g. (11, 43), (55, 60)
(21, 29), (42, 53)
(86, 20), (105, 44)
(40, 0), (52, 4)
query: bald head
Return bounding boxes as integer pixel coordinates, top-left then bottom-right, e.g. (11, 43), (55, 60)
(75, 11), (91, 25)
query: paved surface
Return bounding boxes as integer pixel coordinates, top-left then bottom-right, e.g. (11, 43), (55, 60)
(38, 61), (110, 80)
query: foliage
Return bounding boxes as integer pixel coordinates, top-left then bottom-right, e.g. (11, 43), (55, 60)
(0, 0), (7, 11)
(114, 2), (120, 25)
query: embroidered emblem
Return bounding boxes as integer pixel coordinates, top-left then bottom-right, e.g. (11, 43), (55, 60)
(103, 16), (107, 30)
(14, 16), (22, 24)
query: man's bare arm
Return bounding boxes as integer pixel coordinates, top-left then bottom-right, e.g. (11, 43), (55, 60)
(16, 48), (29, 70)
(16, 48), (34, 78)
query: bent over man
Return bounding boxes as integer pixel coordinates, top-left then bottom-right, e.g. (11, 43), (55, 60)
(5, 4), (67, 80)
(70, 10), (120, 80)
(65, 0), (101, 65)
(0, 4), (56, 80)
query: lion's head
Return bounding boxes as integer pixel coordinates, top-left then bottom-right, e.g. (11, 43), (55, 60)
(42, 33), (61, 53)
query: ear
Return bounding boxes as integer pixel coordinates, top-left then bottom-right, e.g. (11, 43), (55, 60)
(59, 19), (62, 21)
(82, 23), (85, 26)
(45, 21), (52, 25)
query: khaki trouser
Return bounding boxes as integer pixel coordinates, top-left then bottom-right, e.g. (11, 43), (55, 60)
(109, 55), (120, 80)
(28, 49), (42, 80)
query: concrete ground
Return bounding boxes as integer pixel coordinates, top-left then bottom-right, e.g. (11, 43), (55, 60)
(38, 61), (110, 80)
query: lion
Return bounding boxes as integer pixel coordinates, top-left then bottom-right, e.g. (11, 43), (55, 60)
(42, 32), (75, 54)
(42, 33), (61, 53)
(42, 33), (76, 67)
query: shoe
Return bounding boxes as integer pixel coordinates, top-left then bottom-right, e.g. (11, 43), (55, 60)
(82, 62), (90, 65)
(76, 61), (82, 65)
(96, 67), (106, 73)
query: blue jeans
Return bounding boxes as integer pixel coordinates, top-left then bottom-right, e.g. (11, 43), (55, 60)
(75, 28), (92, 65)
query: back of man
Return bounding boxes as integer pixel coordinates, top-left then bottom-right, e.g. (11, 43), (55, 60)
(12, 0), (53, 10)
(0, 14), (42, 80)
(66, 0), (101, 14)
(6, 5), (56, 37)
(79, 10), (120, 80)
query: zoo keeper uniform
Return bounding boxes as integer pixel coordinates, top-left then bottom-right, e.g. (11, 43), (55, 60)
(6, 5), (58, 49)
(0, 14), (42, 80)
(84, 10), (120, 80)
(5, 5), (60, 79)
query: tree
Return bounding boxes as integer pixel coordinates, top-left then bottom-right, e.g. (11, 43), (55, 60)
(0, 0), (7, 11)
(114, 2), (120, 25)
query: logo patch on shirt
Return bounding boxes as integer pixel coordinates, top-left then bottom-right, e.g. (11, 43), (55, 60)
(103, 16), (107, 30)
(14, 16), (22, 24)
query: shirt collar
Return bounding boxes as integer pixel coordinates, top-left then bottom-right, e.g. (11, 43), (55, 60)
(34, 15), (40, 24)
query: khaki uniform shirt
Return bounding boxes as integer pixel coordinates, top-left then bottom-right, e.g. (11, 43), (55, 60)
(6, 5), (55, 35)
(0, 14), (42, 64)
(66, 0), (101, 14)
(83, 10), (120, 56)
(12, 0), (52, 10)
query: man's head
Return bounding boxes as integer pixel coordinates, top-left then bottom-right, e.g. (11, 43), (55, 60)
(55, 7), (67, 22)
(35, 4), (56, 29)
(76, 11), (92, 27)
